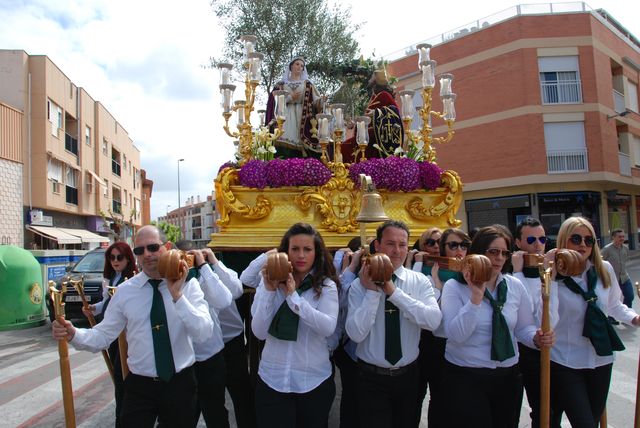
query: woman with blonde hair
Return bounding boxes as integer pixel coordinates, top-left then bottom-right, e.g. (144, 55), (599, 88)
(550, 216), (640, 427)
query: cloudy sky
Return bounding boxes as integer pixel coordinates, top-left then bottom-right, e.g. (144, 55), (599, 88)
(1, 0), (639, 220)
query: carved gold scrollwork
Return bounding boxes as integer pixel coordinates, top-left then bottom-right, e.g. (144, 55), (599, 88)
(295, 162), (361, 233)
(215, 168), (273, 227)
(406, 170), (462, 227)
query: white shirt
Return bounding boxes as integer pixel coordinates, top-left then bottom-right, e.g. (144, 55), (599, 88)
(71, 271), (214, 377)
(212, 261), (245, 343)
(551, 261), (638, 369)
(251, 276), (338, 393)
(412, 261), (441, 301)
(328, 266), (357, 352)
(512, 271), (559, 349)
(193, 264), (233, 361)
(239, 252), (267, 289)
(441, 273), (537, 368)
(93, 272), (123, 315)
(346, 266), (442, 368)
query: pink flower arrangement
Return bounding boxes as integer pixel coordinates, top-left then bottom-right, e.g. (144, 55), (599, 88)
(238, 158), (332, 188)
(349, 157), (442, 191)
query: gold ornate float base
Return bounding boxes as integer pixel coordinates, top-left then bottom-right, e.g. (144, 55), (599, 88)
(209, 165), (463, 251)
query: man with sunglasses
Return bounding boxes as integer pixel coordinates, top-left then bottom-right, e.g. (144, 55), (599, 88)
(52, 225), (214, 427)
(601, 228), (634, 308)
(511, 217), (557, 428)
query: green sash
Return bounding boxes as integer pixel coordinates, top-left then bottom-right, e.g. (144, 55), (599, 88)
(558, 267), (625, 356)
(484, 279), (516, 362)
(522, 266), (540, 279)
(268, 275), (314, 341)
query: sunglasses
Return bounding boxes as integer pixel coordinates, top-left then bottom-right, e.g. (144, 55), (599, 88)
(525, 236), (547, 245)
(133, 243), (161, 255)
(109, 254), (125, 262)
(445, 241), (470, 250)
(569, 234), (595, 247)
(424, 238), (440, 247)
(486, 248), (512, 258)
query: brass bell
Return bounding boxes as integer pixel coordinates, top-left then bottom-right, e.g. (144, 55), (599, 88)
(356, 174), (389, 223)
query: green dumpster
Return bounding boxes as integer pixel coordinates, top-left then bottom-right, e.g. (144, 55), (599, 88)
(0, 246), (46, 330)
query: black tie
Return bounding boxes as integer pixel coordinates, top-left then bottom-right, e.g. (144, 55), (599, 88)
(385, 274), (402, 365)
(148, 279), (175, 382)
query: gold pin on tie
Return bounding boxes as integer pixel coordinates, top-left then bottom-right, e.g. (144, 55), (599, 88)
(153, 324), (164, 331)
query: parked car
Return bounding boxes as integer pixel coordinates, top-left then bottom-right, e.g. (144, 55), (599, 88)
(46, 248), (106, 322)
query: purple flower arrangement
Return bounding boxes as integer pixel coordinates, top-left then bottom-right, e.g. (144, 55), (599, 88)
(349, 157), (443, 191)
(218, 160), (239, 174)
(238, 158), (332, 189)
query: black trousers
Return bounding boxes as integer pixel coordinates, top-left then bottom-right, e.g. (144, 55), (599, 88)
(415, 330), (446, 427)
(550, 362), (612, 428)
(194, 350), (228, 428)
(120, 366), (197, 428)
(107, 340), (124, 428)
(333, 344), (359, 428)
(223, 333), (256, 428)
(443, 361), (522, 428)
(255, 375), (335, 428)
(356, 360), (419, 428)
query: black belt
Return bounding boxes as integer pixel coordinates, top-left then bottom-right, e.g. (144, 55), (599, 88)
(357, 359), (416, 377)
(129, 365), (194, 383)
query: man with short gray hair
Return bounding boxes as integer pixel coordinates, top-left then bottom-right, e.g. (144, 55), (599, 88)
(602, 228), (634, 307)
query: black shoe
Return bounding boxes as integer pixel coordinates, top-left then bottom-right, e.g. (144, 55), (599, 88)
(608, 316), (620, 325)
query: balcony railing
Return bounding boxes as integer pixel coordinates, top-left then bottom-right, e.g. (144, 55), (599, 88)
(65, 133), (79, 156)
(547, 149), (588, 173)
(613, 89), (625, 113)
(619, 152), (631, 176)
(112, 200), (122, 214)
(541, 80), (582, 104)
(112, 159), (121, 176)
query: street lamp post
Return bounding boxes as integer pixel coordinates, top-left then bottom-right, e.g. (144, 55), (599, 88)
(178, 159), (184, 238)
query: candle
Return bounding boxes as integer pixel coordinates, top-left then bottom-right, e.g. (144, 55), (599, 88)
(421, 62), (435, 88)
(276, 94), (286, 120)
(334, 108), (343, 128)
(222, 90), (232, 112)
(222, 68), (230, 85)
(357, 120), (366, 144)
(440, 74), (453, 96)
(319, 118), (328, 139)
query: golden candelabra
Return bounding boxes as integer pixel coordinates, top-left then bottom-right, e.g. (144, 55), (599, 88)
(398, 43), (457, 163)
(218, 36), (285, 165)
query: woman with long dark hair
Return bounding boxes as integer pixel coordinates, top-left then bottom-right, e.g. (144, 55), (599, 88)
(84, 241), (136, 428)
(550, 217), (639, 427)
(250, 223), (339, 428)
(440, 225), (553, 428)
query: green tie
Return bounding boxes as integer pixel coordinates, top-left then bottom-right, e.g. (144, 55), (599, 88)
(558, 267), (625, 356)
(148, 279), (175, 382)
(522, 266), (541, 279)
(268, 275), (314, 341)
(483, 279), (515, 362)
(186, 266), (199, 282)
(385, 274), (402, 365)
(438, 268), (461, 284)
(421, 264), (432, 277)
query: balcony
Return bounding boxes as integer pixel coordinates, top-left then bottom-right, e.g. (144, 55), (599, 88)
(112, 200), (122, 214)
(619, 152), (631, 176)
(613, 90), (625, 113)
(112, 159), (121, 176)
(547, 149), (588, 173)
(65, 133), (79, 156)
(540, 80), (582, 104)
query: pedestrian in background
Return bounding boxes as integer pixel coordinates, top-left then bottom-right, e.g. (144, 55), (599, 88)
(601, 228), (634, 308)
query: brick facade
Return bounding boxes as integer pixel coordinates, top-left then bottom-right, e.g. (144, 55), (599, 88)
(0, 159), (24, 247)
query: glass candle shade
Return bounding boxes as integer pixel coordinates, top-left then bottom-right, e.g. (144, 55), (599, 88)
(235, 100), (246, 125)
(330, 103), (346, 129)
(239, 35), (257, 64)
(439, 73), (454, 96)
(355, 116), (371, 146)
(220, 84), (236, 113)
(316, 114), (332, 140)
(442, 93), (457, 121)
(399, 90), (415, 120)
(248, 52), (264, 82)
(421, 60), (437, 89)
(417, 43), (432, 68)
(273, 90), (288, 121)
(217, 63), (233, 86)
(257, 109), (266, 126)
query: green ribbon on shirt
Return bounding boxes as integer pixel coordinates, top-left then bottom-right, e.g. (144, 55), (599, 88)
(268, 275), (314, 341)
(522, 266), (541, 279)
(148, 279), (176, 382)
(484, 279), (516, 362)
(438, 268), (463, 284)
(421, 264), (432, 277)
(557, 267), (625, 356)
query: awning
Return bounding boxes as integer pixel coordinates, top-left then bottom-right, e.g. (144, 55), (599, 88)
(87, 170), (107, 187)
(46, 151), (81, 171)
(26, 225), (82, 244)
(58, 228), (110, 243)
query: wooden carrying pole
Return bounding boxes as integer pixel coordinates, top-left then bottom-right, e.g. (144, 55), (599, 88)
(50, 282), (76, 428)
(69, 279), (115, 384)
(635, 344), (640, 428)
(107, 285), (129, 379)
(539, 263), (553, 428)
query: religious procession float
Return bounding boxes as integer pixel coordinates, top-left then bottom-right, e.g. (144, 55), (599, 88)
(210, 36), (462, 254)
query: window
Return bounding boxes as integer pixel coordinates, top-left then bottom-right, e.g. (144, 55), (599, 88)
(112, 187), (122, 214)
(538, 56), (582, 104)
(123, 154), (127, 172)
(85, 126), (91, 146)
(124, 189), (128, 205)
(102, 138), (108, 156)
(47, 158), (63, 193)
(65, 133), (78, 156)
(633, 135), (640, 167)
(86, 172), (94, 193)
(628, 81), (639, 113)
(65, 167), (78, 205)
(135, 198), (141, 219)
(112, 148), (121, 176)
(544, 122), (588, 173)
(103, 179), (109, 197)
(47, 100), (63, 137)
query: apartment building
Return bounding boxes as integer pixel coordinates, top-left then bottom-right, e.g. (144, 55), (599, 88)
(158, 194), (217, 248)
(0, 50), (144, 249)
(388, 3), (640, 247)
(0, 102), (24, 247)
